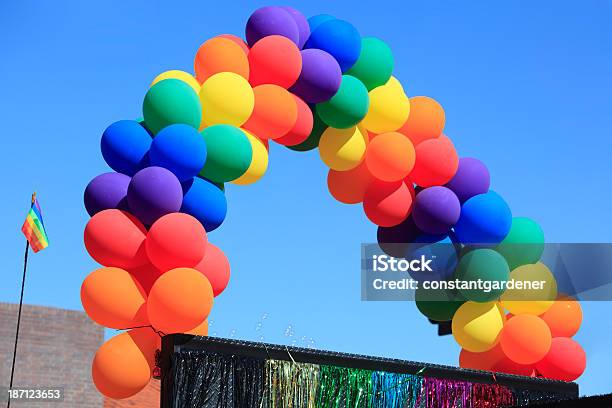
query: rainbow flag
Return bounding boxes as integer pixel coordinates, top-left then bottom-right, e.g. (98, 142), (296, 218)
(21, 198), (48, 252)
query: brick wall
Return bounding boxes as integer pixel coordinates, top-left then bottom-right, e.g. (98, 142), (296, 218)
(0, 303), (104, 407)
(104, 380), (160, 407)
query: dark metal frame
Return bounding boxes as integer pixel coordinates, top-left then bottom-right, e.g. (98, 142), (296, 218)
(160, 334), (578, 408)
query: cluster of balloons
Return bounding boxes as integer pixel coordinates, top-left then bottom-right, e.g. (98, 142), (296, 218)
(81, 5), (586, 399)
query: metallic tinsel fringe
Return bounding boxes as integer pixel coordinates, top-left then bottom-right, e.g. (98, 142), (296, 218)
(371, 371), (423, 408)
(263, 359), (320, 408)
(316, 364), (373, 407)
(171, 351), (565, 408)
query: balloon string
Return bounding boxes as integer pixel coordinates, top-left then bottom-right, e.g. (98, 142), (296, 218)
(114, 324), (166, 337)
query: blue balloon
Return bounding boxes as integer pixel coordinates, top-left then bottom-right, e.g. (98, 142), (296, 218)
(101, 120), (152, 176)
(453, 191), (512, 245)
(407, 235), (459, 282)
(181, 177), (227, 232)
(307, 14), (336, 33)
(304, 19), (361, 72)
(149, 124), (207, 182)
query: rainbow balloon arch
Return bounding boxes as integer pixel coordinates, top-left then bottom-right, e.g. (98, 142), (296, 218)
(81, 5), (586, 400)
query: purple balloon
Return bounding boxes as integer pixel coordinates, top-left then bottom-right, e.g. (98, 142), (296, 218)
(445, 157), (490, 203)
(127, 166), (183, 225)
(84, 172), (130, 216)
(377, 216), (422, 258)
(412, 186), (461, 235)
(245, 6), (299, 47)
(289, 49), (342, 103)
(281, 6), (310, 49)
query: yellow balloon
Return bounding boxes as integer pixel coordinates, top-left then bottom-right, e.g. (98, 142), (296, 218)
(232, 130), (269, 185)
(362, 83), (411, 133)
(385, 76), (406, 94)
(452, 301), (505, 352)
(500, 262), (558, 315)
(151, 70), (201, 94)
(318, 126), (368, 171)
(199, 72), (254, 127)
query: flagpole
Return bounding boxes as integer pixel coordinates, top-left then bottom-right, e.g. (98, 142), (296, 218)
(7, 193), (35, 408)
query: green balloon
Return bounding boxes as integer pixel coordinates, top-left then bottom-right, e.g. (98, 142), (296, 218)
(286, 110), (327, 152)
(199, 125), (252, 183)
(416, 285), (465, 322)
(212, 181), (225, 192)
(455, 248), (509, 302)
(346, 37), (394, 91)
(496, 217), (545, 270)
(316, 75), (369, 129)
(142, 79), (202, 134)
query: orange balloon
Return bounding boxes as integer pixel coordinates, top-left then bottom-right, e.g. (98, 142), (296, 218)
(327, 161), (375, 204)
(411, 134), (459, 187)
(398, 96), (445, 145)
(243, 84), (298, 139)
(194, 37), (249, 83)
(81, 267), (148, 329)
(274, 95), (313, 146)
(540, 296), (582, 337)
(186, 319), (209, 336)
(92, 328), (157, 399)
(217, 34), (249, 54)
(147, 267), (214, 334)
(129, 262), (164, 294)
(363, 180), (414, 227)
(500, 315), (552, 365)
(365, 132), (416, 182)
(84, 209), (148, 269)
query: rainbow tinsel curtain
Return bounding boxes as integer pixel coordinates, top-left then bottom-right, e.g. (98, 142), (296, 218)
(171, 350), (568, 408)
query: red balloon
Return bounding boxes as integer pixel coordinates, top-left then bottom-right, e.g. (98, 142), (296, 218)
(460, 343), (534, 376)
(411, 134), (459, 187)
(146, 213), (207, 272)
(84, 209), (148, 269)
(129, 262), (164, 294)
(493, 357), (534, 376)
(536, 337), (586, 382)
(248, 35), (302, 88)
(459, 344), (504, 371)
(327, 161), (375, 204)
(363, 180), (414, 227)
(193, 243), (231, 297)
(273, 95), (313, 146)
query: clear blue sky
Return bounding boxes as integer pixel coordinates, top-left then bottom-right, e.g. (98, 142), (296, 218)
(1, 0), (611, 397)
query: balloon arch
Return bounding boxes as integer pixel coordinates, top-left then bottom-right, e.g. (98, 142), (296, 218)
(81, 6), (586, 400)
